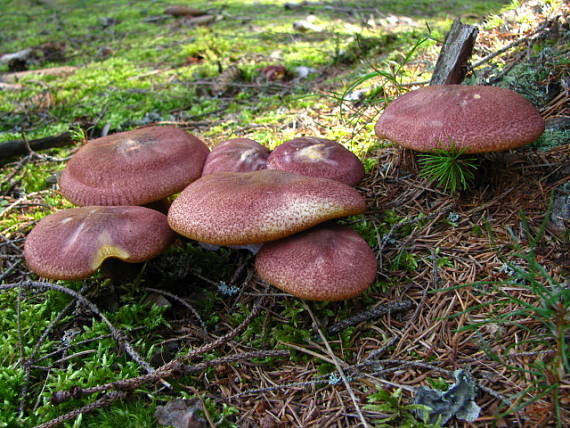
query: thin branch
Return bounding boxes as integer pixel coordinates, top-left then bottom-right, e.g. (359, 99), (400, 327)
(304, 302), (371, 428)
(469, 19), (555, 70)
(327, 300), (413, 335)
(0, 281), (153, 373)
(49, 290), (267, 403)
(33, 391), (129, 428)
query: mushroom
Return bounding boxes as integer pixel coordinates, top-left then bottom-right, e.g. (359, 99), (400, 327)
(167, 169), (366, 246)
(267, 137), (365, 186)
(255, 224), (377, 301)
(24, 206), (175, 280)
(201, 138), (269, 176)
(375, 85), (545, 154)
(59, 126), (209, 206)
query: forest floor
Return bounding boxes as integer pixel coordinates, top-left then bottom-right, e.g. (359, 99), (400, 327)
(0, 0), (569, 427)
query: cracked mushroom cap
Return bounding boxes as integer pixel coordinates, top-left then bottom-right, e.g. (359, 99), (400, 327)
(24, 206), (175, 280)
(267, 137), (365, 186)
(255, 224), (377, 301)
(202, 138), (269, 176)
(375, 85), (545, 154)
(59, 126), (209, 206)
(167, 169), (366, 246)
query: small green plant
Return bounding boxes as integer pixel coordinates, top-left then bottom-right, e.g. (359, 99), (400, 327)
(364, 387), (440, 427)
(418, 146), (478, 193)
(439, 250), (569, 426)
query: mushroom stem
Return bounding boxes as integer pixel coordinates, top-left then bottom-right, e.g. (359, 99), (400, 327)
(143, 198), (171, 214)
(100, 258), (145, 285)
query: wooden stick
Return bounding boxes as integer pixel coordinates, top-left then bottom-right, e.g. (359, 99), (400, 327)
(430, 18), (479, 85)
(0, 132), (74, 159)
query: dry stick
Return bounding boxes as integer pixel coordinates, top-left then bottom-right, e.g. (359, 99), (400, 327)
(0, 281), (154, 374)
(327, 300), (413, 335)
(19, 131), (72, 163)
(229, 377), (331, 399)
(366, 336), (399, 361)
(174, 349), (289, 375)
(0, 132), (74, 159)
(2, 153), (32, 196)
(34, 391), (129, 428)
(303, 302), (371, 428)
(468, 19), (555, 71)
(35, 297), (268, 428)
(50, 292), (267, 403)
(0, 260), (20, 281)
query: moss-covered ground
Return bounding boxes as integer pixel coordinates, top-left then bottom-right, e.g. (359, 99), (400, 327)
(1, 0), (568, 427)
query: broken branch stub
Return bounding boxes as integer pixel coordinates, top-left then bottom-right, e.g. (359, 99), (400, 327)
(430, 18), (479, 85)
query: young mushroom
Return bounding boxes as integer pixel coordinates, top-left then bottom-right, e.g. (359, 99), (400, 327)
(201, 138), (269, 176)
(255, 224), (377, 301)
(375, 85), (545, 154)
(267, 137), (365, 186)
(59, 126), (209, 206)
(167, 169), (366, 246)
(24, 206), (175, 280)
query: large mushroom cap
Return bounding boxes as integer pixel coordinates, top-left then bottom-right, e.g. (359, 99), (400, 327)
(202, 138), (269, 176)
(375, 85), (545, 154)
(59, 126), (209, 206)
(24, 206), (175, 280)
(167, 169), (366, 246)
(255, 224), (377, 301)
(267, 137), (364, 186)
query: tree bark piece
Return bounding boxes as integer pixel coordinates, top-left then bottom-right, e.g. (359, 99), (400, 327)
(0, 132), (74, 159)
(430, 18), (479, 85)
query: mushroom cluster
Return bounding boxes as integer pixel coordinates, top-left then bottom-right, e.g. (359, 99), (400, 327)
(25, 128), (376, 301)
(24, 126), (209, 280)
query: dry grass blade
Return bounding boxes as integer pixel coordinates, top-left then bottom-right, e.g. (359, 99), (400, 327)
(303, 301), (370, 428)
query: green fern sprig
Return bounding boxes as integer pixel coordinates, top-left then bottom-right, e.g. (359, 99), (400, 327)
(418, 145), (478, 193)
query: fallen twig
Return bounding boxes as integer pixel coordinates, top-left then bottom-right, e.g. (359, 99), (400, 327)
(469, 18), (556, 71)
(0, 281), (154, 374)
(0, 132), (75, 159)
(34, 391), (128, 428)
(304, 302), (371, 428)
(49, 290), (267, 404)
(327, 300), (413, 335)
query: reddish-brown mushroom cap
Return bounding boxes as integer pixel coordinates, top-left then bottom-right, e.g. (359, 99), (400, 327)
(201, 138), (269, 176)
(24, 206), (175, 280)
(267, 137), (364, 186)
(167, 169), (366, 245)
(375, 85), (545, 154)
(255, 224), (377, 301)
(59, 126), (209, 206)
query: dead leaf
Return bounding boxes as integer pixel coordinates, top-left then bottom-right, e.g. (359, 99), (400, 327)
(155, 398), (207, 428)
